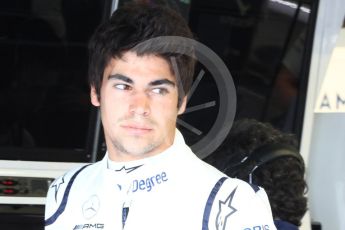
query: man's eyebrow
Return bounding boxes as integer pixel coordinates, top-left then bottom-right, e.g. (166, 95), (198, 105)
(149, 79), (176, 87)
(108, 74), (133, 84)
(108, 74), (175, 87)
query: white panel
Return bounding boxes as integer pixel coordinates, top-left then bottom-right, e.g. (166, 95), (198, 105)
(308, 114), (345, 230)
(0, 160), (85, 178)
(300, 0), (345, 229)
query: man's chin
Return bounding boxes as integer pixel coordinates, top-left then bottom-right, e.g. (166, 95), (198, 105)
(111, 135), (172, 159)
(122, 142), (157, 157)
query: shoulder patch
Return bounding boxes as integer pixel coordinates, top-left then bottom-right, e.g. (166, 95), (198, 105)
(202, 177), (227, 230)
(215, 186), (238, 230)
(45, 164), (91, 226)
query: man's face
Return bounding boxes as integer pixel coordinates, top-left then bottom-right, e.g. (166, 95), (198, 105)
(91, 51), (186, 161)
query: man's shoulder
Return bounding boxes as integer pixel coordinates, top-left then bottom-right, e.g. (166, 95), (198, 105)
(46, 164), (89, 199)
(217, 177), (266, 203)
(44, 162), (102, 225)
(45, 162), (100, 208)
(51, 163), (95, 187)
(186, 158), (263, 198)
(205, 178), (276, 230)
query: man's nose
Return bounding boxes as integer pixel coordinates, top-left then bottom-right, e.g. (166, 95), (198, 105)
(129, 91), (150, 116)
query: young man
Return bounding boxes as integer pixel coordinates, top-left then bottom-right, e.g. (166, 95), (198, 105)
(45, 3), (277, 230)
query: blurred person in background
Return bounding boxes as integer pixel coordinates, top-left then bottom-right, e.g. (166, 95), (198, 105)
(205, 118), (307, 230)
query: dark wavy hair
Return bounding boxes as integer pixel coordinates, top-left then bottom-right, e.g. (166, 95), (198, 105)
(204, 118), (307, 226)
(88, 2), (195, 108)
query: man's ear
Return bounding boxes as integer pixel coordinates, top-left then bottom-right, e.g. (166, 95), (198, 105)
(90, 86), (100, 106)
(178, 96), (187, 115)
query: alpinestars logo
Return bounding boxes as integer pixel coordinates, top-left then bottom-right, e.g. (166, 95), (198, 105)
(51, 175), (65, 202)
(216, 187), (238, 230)
(115, 164), (143, 174)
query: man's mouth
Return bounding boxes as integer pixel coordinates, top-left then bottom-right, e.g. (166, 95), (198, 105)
(121, 124), (153, 135)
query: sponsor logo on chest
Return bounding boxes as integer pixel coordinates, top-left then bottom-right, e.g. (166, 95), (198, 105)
(73, 223), (104, 229)
(132, 171), (168, 192)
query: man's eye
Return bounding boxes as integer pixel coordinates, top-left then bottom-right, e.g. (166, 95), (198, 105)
(152, 88), (168, 95)
(114, 84), (131, 90)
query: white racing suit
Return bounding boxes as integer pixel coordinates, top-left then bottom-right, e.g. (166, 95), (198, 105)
(45, 130), (276, 230)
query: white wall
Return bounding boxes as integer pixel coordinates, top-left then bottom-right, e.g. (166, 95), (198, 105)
(300, 0), (345, 229)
